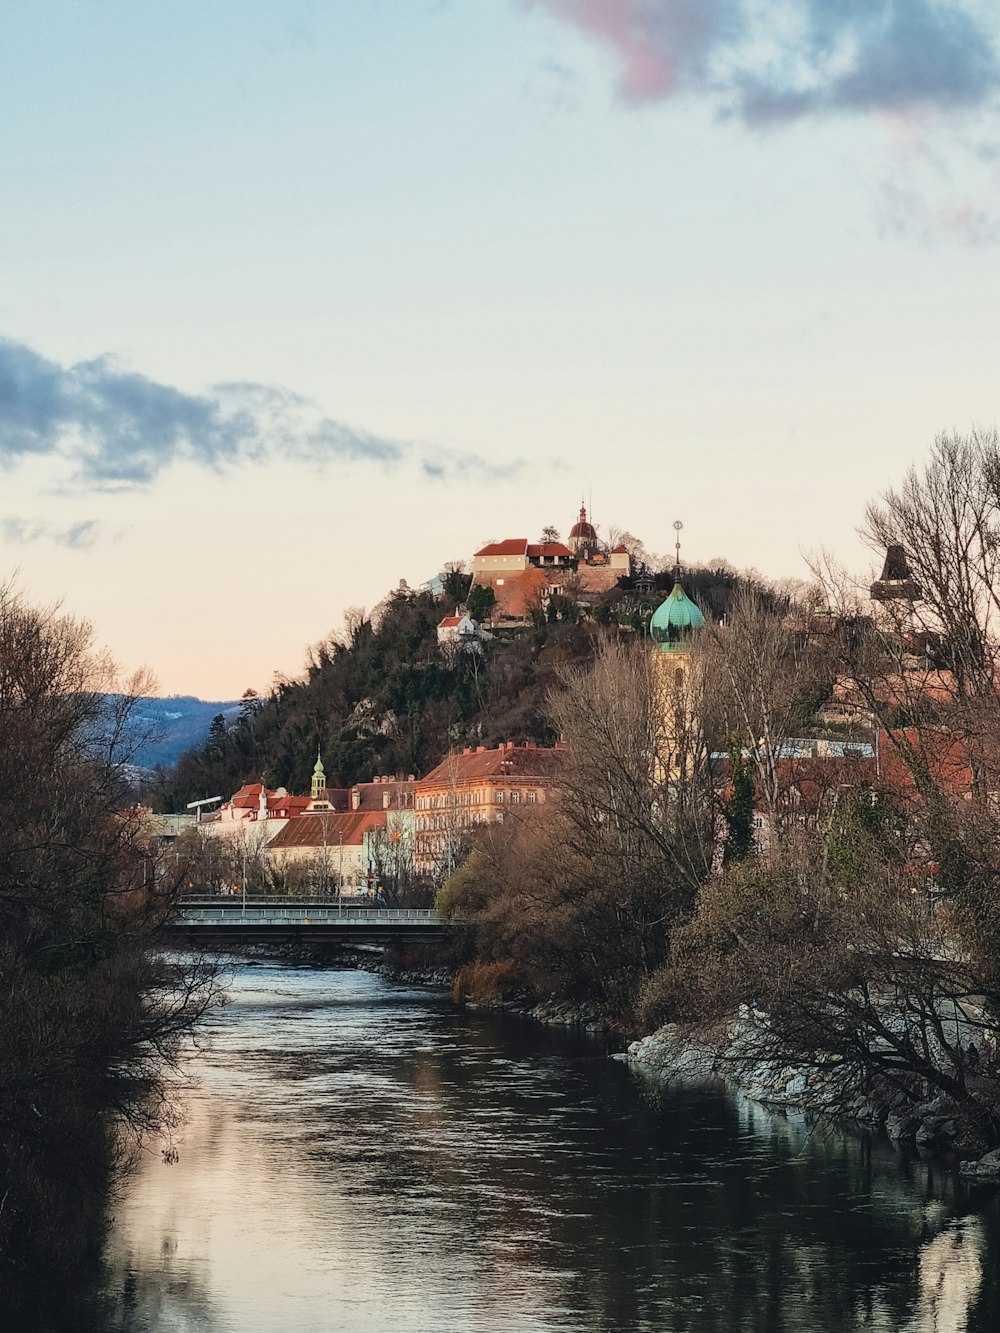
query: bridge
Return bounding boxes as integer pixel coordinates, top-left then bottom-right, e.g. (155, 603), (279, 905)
(167, 900), (447, 946)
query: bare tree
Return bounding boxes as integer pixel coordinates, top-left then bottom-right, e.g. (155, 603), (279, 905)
(696, 588), (830, 834)
(0, 581), (222, 1274)
(864, 428), (1000, 701)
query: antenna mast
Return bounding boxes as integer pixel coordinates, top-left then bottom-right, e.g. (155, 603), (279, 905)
(673, 520), (683, 581)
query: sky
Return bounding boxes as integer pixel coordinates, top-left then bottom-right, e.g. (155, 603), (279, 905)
(2, 0), (999, 698)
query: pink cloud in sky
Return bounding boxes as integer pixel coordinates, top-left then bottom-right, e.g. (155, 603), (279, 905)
(529, 0), (1000, 123)
(531, 0), (743, 105)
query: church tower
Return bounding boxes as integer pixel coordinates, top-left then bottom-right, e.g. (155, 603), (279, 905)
(649, 522), (705, 783)
(311, 748), (328, 802)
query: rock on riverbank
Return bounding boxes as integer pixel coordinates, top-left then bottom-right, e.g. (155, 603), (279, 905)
(622, 1021), (999, 1170)
(463, 995), (608, 1034)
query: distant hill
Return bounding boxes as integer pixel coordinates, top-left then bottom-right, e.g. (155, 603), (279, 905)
(125, 695), (242, 771)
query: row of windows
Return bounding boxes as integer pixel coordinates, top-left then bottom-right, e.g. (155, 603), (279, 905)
(415, 788), (541, 810)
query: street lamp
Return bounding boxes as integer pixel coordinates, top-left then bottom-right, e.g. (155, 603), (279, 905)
(241, 835), (248, 919)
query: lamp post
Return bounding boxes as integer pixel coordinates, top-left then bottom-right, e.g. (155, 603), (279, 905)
(320, 809), (330, 900)
(338, 835), (344, 915)
(241, 835), (247, 919)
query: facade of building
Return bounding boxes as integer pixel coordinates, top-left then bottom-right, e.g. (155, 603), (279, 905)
(437, 613), (485, 650)
(471, 539), (576, 619)
(266, 806), (415, 895)
(413, 740), (567, 873)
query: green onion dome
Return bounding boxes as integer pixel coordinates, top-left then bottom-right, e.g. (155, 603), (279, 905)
(650, 582), (705, 651)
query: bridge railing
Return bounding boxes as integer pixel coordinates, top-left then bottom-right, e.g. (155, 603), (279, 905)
(174, 906), (440, 926)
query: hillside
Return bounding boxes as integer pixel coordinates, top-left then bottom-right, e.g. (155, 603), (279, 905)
(145, 565), (765, 813)
(124, 695), (243, 770)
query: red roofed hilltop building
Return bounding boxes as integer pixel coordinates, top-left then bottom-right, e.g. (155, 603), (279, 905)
(471, 501), (631, 623)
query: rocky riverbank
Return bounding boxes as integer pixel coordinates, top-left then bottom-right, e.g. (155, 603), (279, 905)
(623, 1021), (1000, 1178)
(463, 994), (608, 1034)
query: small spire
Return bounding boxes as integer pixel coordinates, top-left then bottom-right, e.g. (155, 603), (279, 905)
(311, 747), (327, 800)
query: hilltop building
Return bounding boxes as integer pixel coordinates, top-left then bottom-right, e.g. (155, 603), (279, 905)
(437, 613), (487, 651)
(567, 501), (599, 560)
(470, 501), (631, 621)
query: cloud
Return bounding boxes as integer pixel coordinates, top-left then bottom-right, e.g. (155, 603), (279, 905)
(877, 177), (1000, 244)
(2, 516), (108, 550)
(528, 1), (1000, 124)
(0, 337), (515, 490)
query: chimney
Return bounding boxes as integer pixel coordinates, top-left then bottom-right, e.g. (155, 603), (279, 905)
(352, 787), (361, 811)
(383, 790), (391, 810)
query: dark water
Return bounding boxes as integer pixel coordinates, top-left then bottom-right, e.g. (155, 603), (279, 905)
(98, 965), (1000, 1332)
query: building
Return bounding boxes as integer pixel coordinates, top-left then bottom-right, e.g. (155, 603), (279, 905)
(567, 501), (598, 559)
(437, 613), (486, 650)
(413, 741), (567, 873)
(470, 502), (631, 622)
(266, 806), (415, 895)
(471, 539), (576, 619)
(650, 575), (706, 783)
(199, 782), (312, 845)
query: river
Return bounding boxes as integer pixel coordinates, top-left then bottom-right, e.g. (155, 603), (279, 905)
(92, 963), (1000, 1332)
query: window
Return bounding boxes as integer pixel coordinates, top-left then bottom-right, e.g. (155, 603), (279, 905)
(510, 791), (520, 804)
(496, 790), (505, 803)
(526, 791), (536, 804)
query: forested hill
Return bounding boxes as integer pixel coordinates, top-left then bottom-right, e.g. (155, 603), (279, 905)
(145, 565), (761, 813)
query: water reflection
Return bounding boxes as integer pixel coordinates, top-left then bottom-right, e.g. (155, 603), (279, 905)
(94, 965), (1000, 1333)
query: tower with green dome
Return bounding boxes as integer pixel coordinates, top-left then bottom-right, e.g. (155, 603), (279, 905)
(650, 521), (705, 783)
(650, 582), (706, 651)
(310, 747), (328, 801)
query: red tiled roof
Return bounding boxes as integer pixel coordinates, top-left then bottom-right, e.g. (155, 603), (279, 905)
(270, 795), (310, 814)
(475, 539), (528, 557)
(527, 542), (573, 559)
(268, 810), (388, 850)
(225, 784), (311, 815)
(438, 616), (463, 628)
(418, 743), (566, 788)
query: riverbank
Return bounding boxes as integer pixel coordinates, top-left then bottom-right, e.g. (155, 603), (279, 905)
(623, 1020), (1000, 1178)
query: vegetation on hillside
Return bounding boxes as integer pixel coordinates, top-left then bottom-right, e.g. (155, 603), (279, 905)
(147, 561), (781, 812)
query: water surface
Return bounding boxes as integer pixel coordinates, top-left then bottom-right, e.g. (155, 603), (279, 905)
(100, 964), (1000, 1331)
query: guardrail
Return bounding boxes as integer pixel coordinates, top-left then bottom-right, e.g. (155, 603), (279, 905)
(174, 906), (440, 927)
